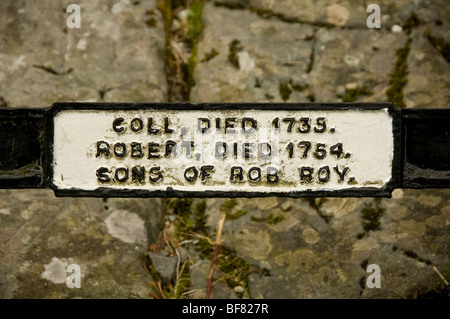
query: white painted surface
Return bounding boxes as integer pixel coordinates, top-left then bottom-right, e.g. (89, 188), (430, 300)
(52, 108), (394, 193)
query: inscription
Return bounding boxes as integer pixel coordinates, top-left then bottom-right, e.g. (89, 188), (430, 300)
(52, 108), (394, 194)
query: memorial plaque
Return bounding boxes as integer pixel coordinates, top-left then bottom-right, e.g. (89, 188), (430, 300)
(47, 103), (401, 197)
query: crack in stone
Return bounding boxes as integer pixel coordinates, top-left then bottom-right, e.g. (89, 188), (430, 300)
(386, 37), (412, 108)
(213, 0), (372, 30)
(425, 31), (450, 64)
(32, 64), (73, 76)
(306, 29), (318, 73)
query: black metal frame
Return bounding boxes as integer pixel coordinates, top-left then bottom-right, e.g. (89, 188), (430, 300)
(1, 102), (448, 198)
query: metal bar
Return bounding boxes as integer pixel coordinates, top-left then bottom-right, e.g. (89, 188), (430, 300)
(0, 103), (449, 197)
(0, 108), (45, 188)
(401, 108), (450, 188)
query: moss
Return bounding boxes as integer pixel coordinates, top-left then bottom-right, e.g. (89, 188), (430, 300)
(356, 232), (365, 239)
(251, 213), (285, 225)
(292, 82), (309, 92)
(338, 85), (373, 102)
(217, 246), (254, 293)
(402, 12), (420, 34)
(226, 209), (249, 220)
(157, 0), (204, 101)
(270, 215), (285, 224)
(359, 276), (366, 290)
(220, 199), (238, 213)
(169, 198), (208, 235)
(0, 96), (8, 107)
(254, 77), (262, 88)
(360, 200), (384, 232)
(145, 16), (158, 27)
(220, 199), (248, 220)
(186, 0), (204, 92)
(187, 0), (203, 38)
(144, 9), (158, 27)
(386, 37), (411, 108)
(228, 39), (243, 68)
(172, 0), (188, 8)
(403, 250), (433, 265)
(196, 239), (256, 295)
(279, 79), (308, 101)
(200, 48), (219, 62)
(426, 33), (450, 63)
(306, 93), (315, 102)
(279, 82), (292, 101)
(194, 200), (208, 234)
(302, 197), (325, 211)
(360, 259), (369, 270)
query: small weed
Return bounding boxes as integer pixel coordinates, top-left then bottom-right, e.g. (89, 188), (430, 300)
(157, 0), (205, 101)
(148, 260), (191, 299)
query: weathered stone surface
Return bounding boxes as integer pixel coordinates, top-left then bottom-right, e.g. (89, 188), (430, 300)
(202, 192), (450, 299)
(191, 2), (316, 103)
(309, 28), (405, 102)
(0, 0), (167, 298)
(215, 0), (450, 27)
(404, 26), (450, 108)
(187, 1), (450, 299)
(148, 252), (178, 285)
(0, 0), (167, 107)
(191, 2), (411, 104)
(0, 190), (164, 298)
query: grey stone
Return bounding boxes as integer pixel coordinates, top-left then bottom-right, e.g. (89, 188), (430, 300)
(404, 26), (450, 108)
(191, 2), (316, 103)
(215, 0), (450, 28)
(0, 190), (164, 298)
(148, 252), (178, 285)
(189, 259), (234, 299)
(0, 0), (167, 107)
(309, 28), (405, 102)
